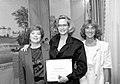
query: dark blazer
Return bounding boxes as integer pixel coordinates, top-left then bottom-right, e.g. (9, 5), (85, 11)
(49, 34), (87, 84)
(13, 43), (50, 84)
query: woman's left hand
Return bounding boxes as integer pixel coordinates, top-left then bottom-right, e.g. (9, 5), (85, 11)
(20, 44), (29, 51)
(58, 75), (69, 83)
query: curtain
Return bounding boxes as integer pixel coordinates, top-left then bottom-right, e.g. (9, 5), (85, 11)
(90, 0), (120, 83)
(105, 0), (120, 84)
(70, 0), (85, 40)
(91, 0), (105, 40)
(28, 0), (50, 40)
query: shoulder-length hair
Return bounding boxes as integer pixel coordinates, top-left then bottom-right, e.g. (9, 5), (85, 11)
(55, 15), (75, 35)
(80, 20), (102, 40)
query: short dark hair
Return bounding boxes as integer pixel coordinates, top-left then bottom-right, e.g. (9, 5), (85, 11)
(30, 25), (44, 39)
(80, 20), (102, 39)
(17, 25), (44, 46)
(27, 25), (44, 41)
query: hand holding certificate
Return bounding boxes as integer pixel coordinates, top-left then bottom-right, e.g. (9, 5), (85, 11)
(46, 59), (72, 82)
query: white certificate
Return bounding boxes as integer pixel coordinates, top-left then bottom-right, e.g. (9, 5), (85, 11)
(46, 59), (72, 82)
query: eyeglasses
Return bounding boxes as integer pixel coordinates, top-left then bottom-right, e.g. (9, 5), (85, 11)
(58, 24), (68, 27)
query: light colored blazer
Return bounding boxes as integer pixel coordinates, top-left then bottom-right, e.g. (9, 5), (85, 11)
(13, 43), (50, 84)
(80, 39), (112, 84)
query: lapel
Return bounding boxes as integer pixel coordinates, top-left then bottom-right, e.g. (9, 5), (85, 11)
(83, 39), (103, 82)
(83, 40), (101, 62)
(51, 34), (73, 58)
(93, 39), (101, 60)
(41, 42), (50, 63)
(24, 47), (34, 84)
(24, 47), (33, 73)
(59, 34), (73, 53)
(41, 43), (50, 83)
(94, 40), (103, 82)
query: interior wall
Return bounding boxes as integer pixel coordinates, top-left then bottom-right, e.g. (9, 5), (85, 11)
(49, 0), (70, 18)
(28, 0), (50, 41)
(49, 0), (85, 40)
(70, 0), (85, 40)
(49, 0), (71, 38)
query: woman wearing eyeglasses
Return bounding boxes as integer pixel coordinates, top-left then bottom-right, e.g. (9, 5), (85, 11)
(48, 15), (87, 84)
(20, 15), (87, 84)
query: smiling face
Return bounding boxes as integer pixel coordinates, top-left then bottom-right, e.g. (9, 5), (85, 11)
(85, 25), (96, 39)
(30, 30), (41, 44)
(58, 19), (69, 35)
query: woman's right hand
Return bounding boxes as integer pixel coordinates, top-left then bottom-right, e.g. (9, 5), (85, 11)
(20, 44), (29, 51)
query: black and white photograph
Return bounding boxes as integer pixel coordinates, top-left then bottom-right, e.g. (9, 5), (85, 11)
(0, 0), (119, 84)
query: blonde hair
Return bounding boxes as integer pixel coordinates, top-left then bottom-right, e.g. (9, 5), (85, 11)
(56, 15), (75, 34)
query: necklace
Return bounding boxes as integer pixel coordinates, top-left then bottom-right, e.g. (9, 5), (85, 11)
(85, 40), (97, 47)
